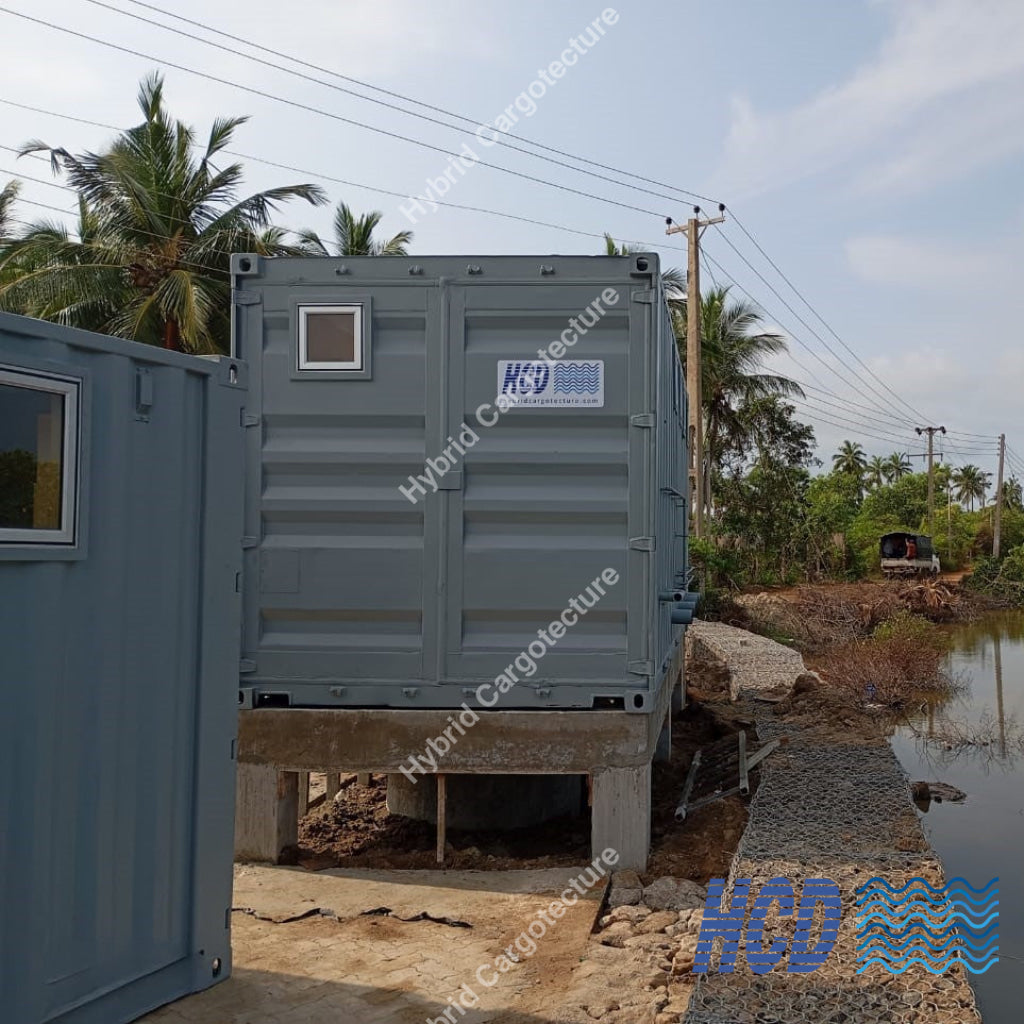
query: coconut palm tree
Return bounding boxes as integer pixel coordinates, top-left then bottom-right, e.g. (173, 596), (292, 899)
(865, 455), (886, 490)
(0, 179), (19, 242)
(883, 451), (912, 483)
(1000, 475), (1023, 512)
(671, 285), (803, 515)
(951, 464), (991, 512)
(0, 73), (326, 353)
(299, 202), (412, 257)
(603, 233), (685, 295)
(833, 440), (867, 481)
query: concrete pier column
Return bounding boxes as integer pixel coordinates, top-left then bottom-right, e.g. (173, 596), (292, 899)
(654, 709), (672, 763)
(591, 764), (651, 871)
(234, 764), (298, 863)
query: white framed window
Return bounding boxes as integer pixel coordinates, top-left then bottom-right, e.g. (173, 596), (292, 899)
(0, 367), (80, 545)
(297, 304), (364, 371)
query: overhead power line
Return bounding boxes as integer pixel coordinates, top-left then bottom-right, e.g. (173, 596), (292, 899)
(725, 211), (932, 426)
(0, 108), (691, 259)
(0, 6), (681, 223)
(711, 229), (926, 428)
(84, 0), (722, 212)
(699, 244), (920, 427)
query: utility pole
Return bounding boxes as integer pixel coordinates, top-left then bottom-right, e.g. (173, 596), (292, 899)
(994, 432), (1006, 558)
(666, 204), (725, 538)
(916, 425), (946, 537)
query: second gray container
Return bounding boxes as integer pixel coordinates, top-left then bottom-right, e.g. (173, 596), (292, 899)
(232, 254), (688, 713)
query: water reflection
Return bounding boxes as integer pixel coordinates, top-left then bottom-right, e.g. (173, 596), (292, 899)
(890, 610), (1024, 1023)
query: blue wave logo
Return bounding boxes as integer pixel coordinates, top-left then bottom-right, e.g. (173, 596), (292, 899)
(854, 877), (999, 974)
(553, 362), (601, 394)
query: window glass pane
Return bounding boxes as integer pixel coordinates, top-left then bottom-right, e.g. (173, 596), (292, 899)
(306, 312), (356, 364)
(0, 382), (65, 530)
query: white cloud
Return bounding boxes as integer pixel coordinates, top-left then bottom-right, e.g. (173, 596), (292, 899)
(715, 0), (1024, 200)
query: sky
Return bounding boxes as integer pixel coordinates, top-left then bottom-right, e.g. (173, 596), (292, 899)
(0, 0), (1021, 481)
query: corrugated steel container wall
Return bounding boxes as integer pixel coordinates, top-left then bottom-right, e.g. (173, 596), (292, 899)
(0, 314), (246, 1024)
(233, 254), (687, 713)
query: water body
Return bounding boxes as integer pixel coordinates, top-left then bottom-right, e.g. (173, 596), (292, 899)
(890, 611), (1024, 1024)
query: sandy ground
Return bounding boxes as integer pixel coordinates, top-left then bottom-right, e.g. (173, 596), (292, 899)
(140, 864), (683, 1024)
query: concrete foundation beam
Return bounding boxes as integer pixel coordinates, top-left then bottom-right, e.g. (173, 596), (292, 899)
(233, 640), (683, 866)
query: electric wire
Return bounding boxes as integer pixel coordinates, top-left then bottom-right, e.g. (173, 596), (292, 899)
(0, 6), (680, 222)
(0, 100), (692, 260)
(699, 244), (922, 428)
(83, 0), (722, 214)
(0, 35), (1008, 466)
(725, 210), (932, 425)
(712, 228), (926, 428)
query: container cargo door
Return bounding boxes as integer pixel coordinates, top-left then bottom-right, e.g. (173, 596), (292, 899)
(437, 281), (635, 705)
(238, 274), (432, 692)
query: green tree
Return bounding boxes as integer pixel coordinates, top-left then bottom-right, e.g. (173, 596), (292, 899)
(883, 451), (912, 483)
(865, 455), (886, 490)
(0, 73), (325, 352)
(671, 286), (803, 516)
(300, 201), (412, 256)
(806, 470), (863, 577)
(847, 472), (930, 566)
(832, 441), (868, 493)
(0, 179), (19, 242)
(1000, 475), (1023, 512)
(951, 464), (991, 512)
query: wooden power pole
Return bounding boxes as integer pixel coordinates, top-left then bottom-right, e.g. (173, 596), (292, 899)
(666, 205), (725, 538)
(916, 425), (946, 537)
(994, 432), (1006, 558)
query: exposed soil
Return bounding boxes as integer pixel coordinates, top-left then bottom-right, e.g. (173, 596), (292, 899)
(728, 580), (978, 654)
(292, 701), (751, 886)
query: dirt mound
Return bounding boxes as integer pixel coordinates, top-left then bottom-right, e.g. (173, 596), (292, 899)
(732, 580), (968, 653)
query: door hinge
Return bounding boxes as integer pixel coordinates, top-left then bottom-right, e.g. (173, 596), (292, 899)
(239, 659), (257, 675)
(628, 659), (654, 676)
(232, 290), (262, 306)
(241, 536), (259, 549)
(241, 411), (260, 427)
(630, 413), (655, 428)
(632, 289), (655, 304)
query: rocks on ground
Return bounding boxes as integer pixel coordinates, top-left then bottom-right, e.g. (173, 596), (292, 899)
(581, 875), (708, 1022)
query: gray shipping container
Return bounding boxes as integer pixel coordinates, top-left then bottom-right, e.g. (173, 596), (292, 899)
(233, 254), (688, 714)
(0, 314), (246, 1023)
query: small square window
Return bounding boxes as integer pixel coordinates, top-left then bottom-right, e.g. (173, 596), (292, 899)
(0, 368), (80, 545)
(298, 305), (364, 371)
